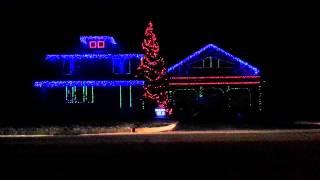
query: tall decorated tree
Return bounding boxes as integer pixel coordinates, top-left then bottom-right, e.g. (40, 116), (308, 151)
(137, 21), (172, 116)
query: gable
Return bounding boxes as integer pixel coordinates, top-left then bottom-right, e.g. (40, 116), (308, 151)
(167, 44), (259, 75)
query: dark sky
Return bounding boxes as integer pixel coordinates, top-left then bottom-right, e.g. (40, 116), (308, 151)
(2, 0), (319, 120)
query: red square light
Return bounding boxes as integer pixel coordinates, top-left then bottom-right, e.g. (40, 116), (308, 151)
(97, 41), (105, 48)
(89, 41), (97, 48)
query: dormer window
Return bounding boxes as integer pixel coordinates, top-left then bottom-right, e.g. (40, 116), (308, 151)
(97, 41), (105, 48)
(80, 36), (116, 50)
(89, 41), (105, 49)
(89, 41), (97, 48)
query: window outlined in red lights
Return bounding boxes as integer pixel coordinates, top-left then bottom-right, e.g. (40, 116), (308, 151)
(89, 41), (97, 48)
(97, 41), (105, 48)
(89, 41), (105, 49)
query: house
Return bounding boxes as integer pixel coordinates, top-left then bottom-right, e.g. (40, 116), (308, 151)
(33, 35), (262, 121)
(33, 36), (145, 120)
(167, 44), (263, 120)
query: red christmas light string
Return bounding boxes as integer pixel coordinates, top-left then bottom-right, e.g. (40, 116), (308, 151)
(171, 76), (261, 80)
(169, 82), (261, 86)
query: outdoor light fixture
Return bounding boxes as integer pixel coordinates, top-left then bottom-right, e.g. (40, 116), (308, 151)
(155, 108), (166, 117)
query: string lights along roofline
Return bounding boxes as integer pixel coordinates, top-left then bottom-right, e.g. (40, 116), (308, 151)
(169, 82), (261, 86)
(34, 80), (145, 88)
(167, 44), (260, 75)
(171, 76), (261, 80)
(80, 36), (117, 45)
(45, 54), (143, 61)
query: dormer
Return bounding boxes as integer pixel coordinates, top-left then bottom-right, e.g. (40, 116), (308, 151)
(80, 36), (118, 53)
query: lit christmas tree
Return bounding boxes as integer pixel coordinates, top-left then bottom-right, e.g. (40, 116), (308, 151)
(137, 21), (172, 116)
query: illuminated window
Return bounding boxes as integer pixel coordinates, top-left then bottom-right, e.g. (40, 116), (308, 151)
(202, 57), (212, 68)
(190, 56), (235, 69)
(65, 86), (94, 104)
(191, 56), (214, 68)
(89, 41), (97, 48)
(97, 41), (105, 48)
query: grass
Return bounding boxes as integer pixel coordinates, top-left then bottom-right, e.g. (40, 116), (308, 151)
(0, 124), (134, 135)
(0, 121), (177, 135)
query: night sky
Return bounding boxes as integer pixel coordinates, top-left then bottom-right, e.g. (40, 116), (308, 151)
(2, 0), (319, 122)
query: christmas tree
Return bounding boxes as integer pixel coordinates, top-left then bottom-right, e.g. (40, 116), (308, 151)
(137, 21), (172, 116)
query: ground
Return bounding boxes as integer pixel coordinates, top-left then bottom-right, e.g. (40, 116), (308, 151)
(1, 123), (320, 179)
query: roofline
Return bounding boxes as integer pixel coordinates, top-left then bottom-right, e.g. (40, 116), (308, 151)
(45, 54), (143, 61)
(80, 36), (117, 45)
(167, 44), (259, 75)
(34, 80), (145, 88)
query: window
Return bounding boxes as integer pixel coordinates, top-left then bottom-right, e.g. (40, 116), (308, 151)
(89, 41), (97, 48)
(62, 60), (71, 75)
(113, 58), (131, 74)
(191, 56), (214, 68)
(97, 41), (105, 48)
(203, 57), (212, 68)
(89, 41), (105, 49)
(65, 86), (94, 104)
(218, 60), (234, 68)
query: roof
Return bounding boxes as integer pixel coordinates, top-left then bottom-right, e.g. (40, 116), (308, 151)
(80, 36), (117, 46)
(34, 80), (145, 88)
(167, 44), (259, 75)
(45, 54), (143, 62)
